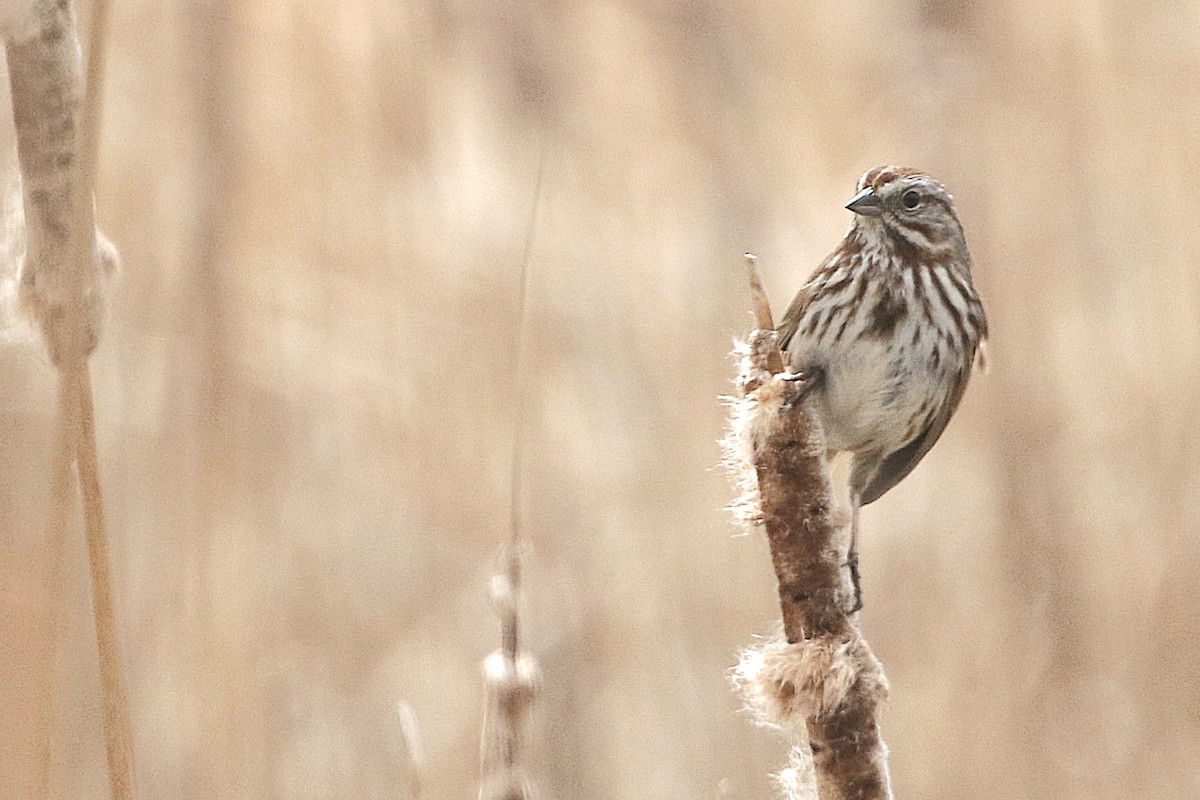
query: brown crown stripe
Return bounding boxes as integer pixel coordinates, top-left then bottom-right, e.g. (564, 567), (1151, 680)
(863, 165), (928, 190)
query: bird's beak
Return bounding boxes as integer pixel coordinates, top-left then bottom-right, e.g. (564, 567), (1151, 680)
(845, 187), (883, 217)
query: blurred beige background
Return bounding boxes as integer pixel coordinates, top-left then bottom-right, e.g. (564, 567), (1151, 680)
(2, 1), (1199, 798)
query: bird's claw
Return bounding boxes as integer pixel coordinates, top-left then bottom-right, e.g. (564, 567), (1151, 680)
(779, 365), (824, 409)
(843, 552), (863, 614)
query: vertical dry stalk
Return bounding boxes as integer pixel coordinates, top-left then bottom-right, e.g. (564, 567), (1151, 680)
(726, 258), (893, 800)
(5, 1), (131, 798)
(396, 701), (426, 800)
(75, 363), (134, 799)
(32, 356), (79, 796)
(478, 155), (544, 800)
(478, 571), (541, 800)
(479, 443), (541, 800)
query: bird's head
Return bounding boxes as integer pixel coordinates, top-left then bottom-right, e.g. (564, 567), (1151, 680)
(845, 166), (967, 259)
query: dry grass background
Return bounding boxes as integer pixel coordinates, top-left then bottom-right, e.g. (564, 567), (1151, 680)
(1, 1), (1199, 798)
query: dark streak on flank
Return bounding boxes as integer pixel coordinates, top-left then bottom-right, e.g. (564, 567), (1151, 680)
(833, 310), (854, 344)
(799, 305), (820, 337)
(918, 268), (938, 328)
(815, 300), (842, 341)
(850, 263), (872, 307)
(929, 267), (966, 335)
(824, 272), (853, 296)
(867, 289), (905, 340)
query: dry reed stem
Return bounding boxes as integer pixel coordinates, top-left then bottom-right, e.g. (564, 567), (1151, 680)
(478, 621), (541, 800)
(76, 364), (134, 799)
(727, 260), (893, 800)
(33, 358), (79, 797)
(6, 1), (131, 797)
(743, 253), (783, 372)
(479, 554), (541, 800)
(75, 0), (132, 784)
(479, 497), (542, 800)
(396, 701), (426, 800)
(478, 156), (544, 800)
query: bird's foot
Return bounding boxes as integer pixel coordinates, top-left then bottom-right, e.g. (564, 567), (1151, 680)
(843, 551), (863, 614)
(779, 365), (824, 409)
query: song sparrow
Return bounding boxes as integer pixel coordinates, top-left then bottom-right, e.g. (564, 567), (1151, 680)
(777, 166), (988, 610)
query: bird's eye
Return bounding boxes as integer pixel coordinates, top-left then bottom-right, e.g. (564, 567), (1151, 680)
(901, 190), (921, 210)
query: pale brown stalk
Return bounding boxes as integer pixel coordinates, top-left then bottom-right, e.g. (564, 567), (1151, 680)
(727, 259), (893, 800)
(478, 154), (544, 800)
(76, 364), (134, 799)
(33, 357), (77, 796)
(396, 701), (426, 800)
(743, 253), (783, 372)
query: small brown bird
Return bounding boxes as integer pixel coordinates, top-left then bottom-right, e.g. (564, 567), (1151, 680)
(777, 166), (988, 610)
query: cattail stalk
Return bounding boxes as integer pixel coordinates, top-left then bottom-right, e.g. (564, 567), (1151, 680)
(6, 1), (131, 798)
(726, 256), (893, 800)
(7, 0), (115, 365)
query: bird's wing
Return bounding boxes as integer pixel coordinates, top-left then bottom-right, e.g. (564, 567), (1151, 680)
(973, 338), (990, 375)
(776, 283), (815, 354)
(856, 365), (973, 505)
(777, 245), (851, 355)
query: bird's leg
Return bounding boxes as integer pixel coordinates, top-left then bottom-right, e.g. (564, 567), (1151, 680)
(779, 364), (824, 408)
(846, 491), (863, 614)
